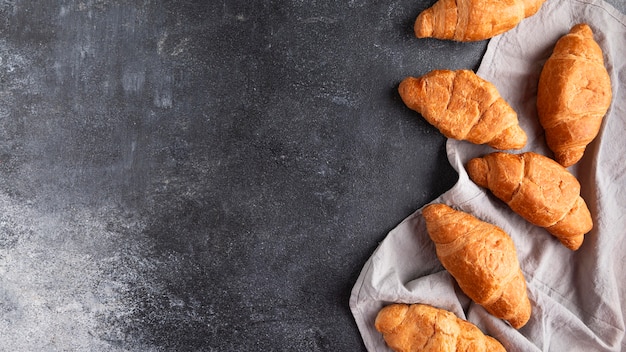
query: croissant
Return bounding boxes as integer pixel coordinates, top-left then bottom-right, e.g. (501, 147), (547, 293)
(399, 70), (527, 150)
(375, 303), (506, 352)
(536, 23), (612, 167)
(422, 204), (531, 329)
(467, 152), (593, 250)
(414, 0), (547, 41)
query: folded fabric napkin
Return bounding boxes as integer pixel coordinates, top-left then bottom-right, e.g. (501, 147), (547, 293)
(350, 0), (626, 351)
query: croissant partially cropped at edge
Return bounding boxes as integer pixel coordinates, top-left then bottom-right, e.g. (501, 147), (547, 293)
(414, 0), (547, 41)
(399, 70), (527, 150)
(537, 23), (612, 167)
(467, 152), (593, 250)
(422, 204), (531, 329)
(375, 303), (506, 352)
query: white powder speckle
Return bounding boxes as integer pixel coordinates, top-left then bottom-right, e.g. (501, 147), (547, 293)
(0, 193), (148, 351)
(122, 68), (146, 94)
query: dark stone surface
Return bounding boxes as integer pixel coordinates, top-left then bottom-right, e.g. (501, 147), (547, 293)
(13, 0), (626, 350)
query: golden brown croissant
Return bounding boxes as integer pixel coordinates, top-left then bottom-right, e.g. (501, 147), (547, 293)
(375, 303), (506, 352)
(399, 70), (527, 150)
(467, 152), (593, 250)
(536, 23), (612, 167)
(422, 204), (531, 329)
(414, 0), (547, 41)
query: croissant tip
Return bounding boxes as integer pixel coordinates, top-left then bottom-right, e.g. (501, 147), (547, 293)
(398, 76), (418, 92)
(509, 314), (531, 329)
(414, 9), (434, 38)
(489, 125), (527, 150)
(554, 149), (584, 168)
(422, 203), (452, 218)
(561, 236), (584, 251)
(466, 158), (489, 187)
(398, 76), (424, 112)
(375, 304), (409, 334)
(571, 23), (593, 37)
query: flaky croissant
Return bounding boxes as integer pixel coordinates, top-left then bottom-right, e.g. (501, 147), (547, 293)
(399, 70), (527, 150)
(422, 204), (531, 329)
(537, 23), (612, 167)
(467, 152), (593, 250)
(414, 0), (546, 41)
(375, 303), (506, 352)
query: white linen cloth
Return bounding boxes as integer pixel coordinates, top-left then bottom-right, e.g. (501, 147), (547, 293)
(349, 0), (626, 350)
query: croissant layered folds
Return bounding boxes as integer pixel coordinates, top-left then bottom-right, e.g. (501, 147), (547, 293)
(467, 152), (593, 250)
(399, 70), (527, 150)
(375, 303), (506, 352)
(422, 204), (531, 329)
(537, 23), (612, 167)
(414, 0), (547, 41)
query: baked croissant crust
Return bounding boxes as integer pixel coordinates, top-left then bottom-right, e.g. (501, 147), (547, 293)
(399, 70), (527, 150)
(467, 152), (593, 250)
(537, 23), (612, 167)
(422, 204), (531, 329)
(414, 0), (546, 41)
(375, 303), (506, 352)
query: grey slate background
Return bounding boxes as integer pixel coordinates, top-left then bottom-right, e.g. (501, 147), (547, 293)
(3, 0), (622, 351)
